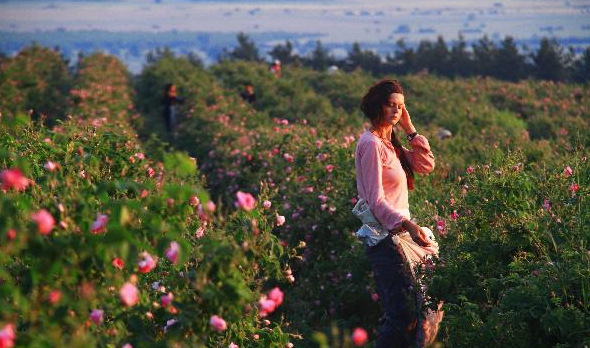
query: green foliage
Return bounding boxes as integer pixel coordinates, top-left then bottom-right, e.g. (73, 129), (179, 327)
(0, 44), (73, 125)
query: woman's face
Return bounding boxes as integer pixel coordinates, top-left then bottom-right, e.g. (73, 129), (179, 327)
(381, 93), (404, 127)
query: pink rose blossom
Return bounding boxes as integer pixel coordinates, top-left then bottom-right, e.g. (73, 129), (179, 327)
(1, 168), (30, 191)
(161, 292), (174, 307)
(262, 200), (272, 209)
(122, 344), (133, 348)
(235, 191), (256, 211)
(286, 343), (294, 348)
(91, 214), (108, 234)
(138, 252), (157, 273)
(119, 282), (139, 307)
(351, 327), (368, 346)
(206, 201), (216, 212)
(371, 293), (379, 302)
(90, 309), (104, 325)
(209, 315), (227, 332)
(283, 153), (294, 163)
(0, 323), (15, 348)
(564, 166), (573, 178)
(6, 229), (16, 240)
(135, 153), (145, 160)
(44, 161), (57, 172)
(450, 210), (458, 221)
(543, 199), (551, 212)
(570, 183), (579, 196)
(259, 297), (277, 317)
(112, 257), (124, 270)
(276, 215), (286, 226)
(140, 189), (149, 198)
(48, 290), (61, 304)
(32, 209), (55, 235)
(268, 287), (284, 306)
(165, 241), (180, 264)
(189, 195), (200, 206)
(466, 166), (474, 174)
(146, 167), (155, 178)
(196, 225), (205, 238)
(316, 140), (323, 148)
(229, 343), (239, 348)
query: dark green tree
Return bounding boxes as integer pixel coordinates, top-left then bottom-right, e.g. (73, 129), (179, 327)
(269, 40), (297, 65)
(307, 40), (333, 71)
(473, 35), (497, 76)
(494, 36), (528, 81)
(346, 42), (381, 75)
(448, 35), (474, 77)
(533, 38), (571, 81)
(223, 32), (261, 62)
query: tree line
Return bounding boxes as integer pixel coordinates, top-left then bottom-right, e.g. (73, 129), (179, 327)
(220, 33), (590, 83)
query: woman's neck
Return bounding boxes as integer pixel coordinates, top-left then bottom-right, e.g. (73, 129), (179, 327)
(370, 125), (393, 140)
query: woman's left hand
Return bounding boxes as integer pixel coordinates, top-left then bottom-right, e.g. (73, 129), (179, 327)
(399, 105), (415, 134)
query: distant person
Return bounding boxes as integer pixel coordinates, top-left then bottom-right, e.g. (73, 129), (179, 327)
(162, 83), (184, 140)
(240, 82), (257, 104)
(270, 59), (282, 78)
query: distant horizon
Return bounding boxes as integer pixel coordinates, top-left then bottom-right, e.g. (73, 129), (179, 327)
(1, 0), (588, 72)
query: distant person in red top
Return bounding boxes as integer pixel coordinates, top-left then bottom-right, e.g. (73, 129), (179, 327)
(270, 59), (282, 78)
(240, 82), (257, 104)
(162, 83), (184, 140)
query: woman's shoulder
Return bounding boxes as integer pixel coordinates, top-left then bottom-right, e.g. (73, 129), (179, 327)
(356, 131), (383, 154)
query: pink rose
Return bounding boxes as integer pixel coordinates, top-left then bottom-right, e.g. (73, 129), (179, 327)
(262, 200), (272, 209)
(259, 298), (276, 317)
(450, 210), (458, 221)
(165, 241), (180, 264)
(543, 199), (551, 212)
(466, 166), (474, 174)
(371, 293), (379, 302)
(189, 195), (200, 206)
(325, 165), (334, 172)
(140, 189), (149, 198)
(1, 168), (30, 191)
(564, 166), (573, 178)
(44, 161), (57, 172)
(229, 343), (239, 348)
(112, 257), (124, 270)
(196, 225), (205, 239)
(209, 315), (227, 332)
(206, 201), (216, 212)
(138, 252), (157, 273)
(276, 215), (286, 227)
(91, 214), (108, 234)
(31, 209), (55, 235)
(119, 282), (139, 307)
(235, 191), (256, 211)
(48, 290), (61, 304)
(283, 153), (294, 163)
(90, 309), (104, 325)
(0, 323), (15, 348)
(161, 292), (174, 307)
(268, 287), (284, 306)
(351, 327), (368, 346)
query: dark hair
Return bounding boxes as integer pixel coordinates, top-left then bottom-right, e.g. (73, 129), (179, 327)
(360, 79), (414, 189)
(164, 83), (174, 98)
(244, 81), (253, 87)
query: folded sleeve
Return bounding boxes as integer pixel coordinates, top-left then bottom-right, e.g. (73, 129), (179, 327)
(403, 134), (435, 174)
(358, 140), (408, 231)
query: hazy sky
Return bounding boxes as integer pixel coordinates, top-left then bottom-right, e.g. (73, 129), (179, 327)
(1, 0), (589, 44)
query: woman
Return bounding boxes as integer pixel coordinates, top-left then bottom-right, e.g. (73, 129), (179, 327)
(355, 79), (435, 347)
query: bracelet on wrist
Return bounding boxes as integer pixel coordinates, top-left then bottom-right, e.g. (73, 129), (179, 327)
(406, 132), (418, 141)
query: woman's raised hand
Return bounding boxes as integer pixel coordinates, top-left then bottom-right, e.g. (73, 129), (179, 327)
(399, 105), (415, 135)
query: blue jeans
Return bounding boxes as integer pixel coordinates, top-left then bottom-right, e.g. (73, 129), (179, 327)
(366, 236), (417, 348)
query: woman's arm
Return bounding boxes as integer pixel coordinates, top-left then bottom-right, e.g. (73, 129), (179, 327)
(358, 140), (408, 231)
(404, 135), (435, 174)
(399, 105), (435, 174)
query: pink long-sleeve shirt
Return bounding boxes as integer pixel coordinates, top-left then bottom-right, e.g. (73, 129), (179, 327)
(355, 130), (435, 232)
